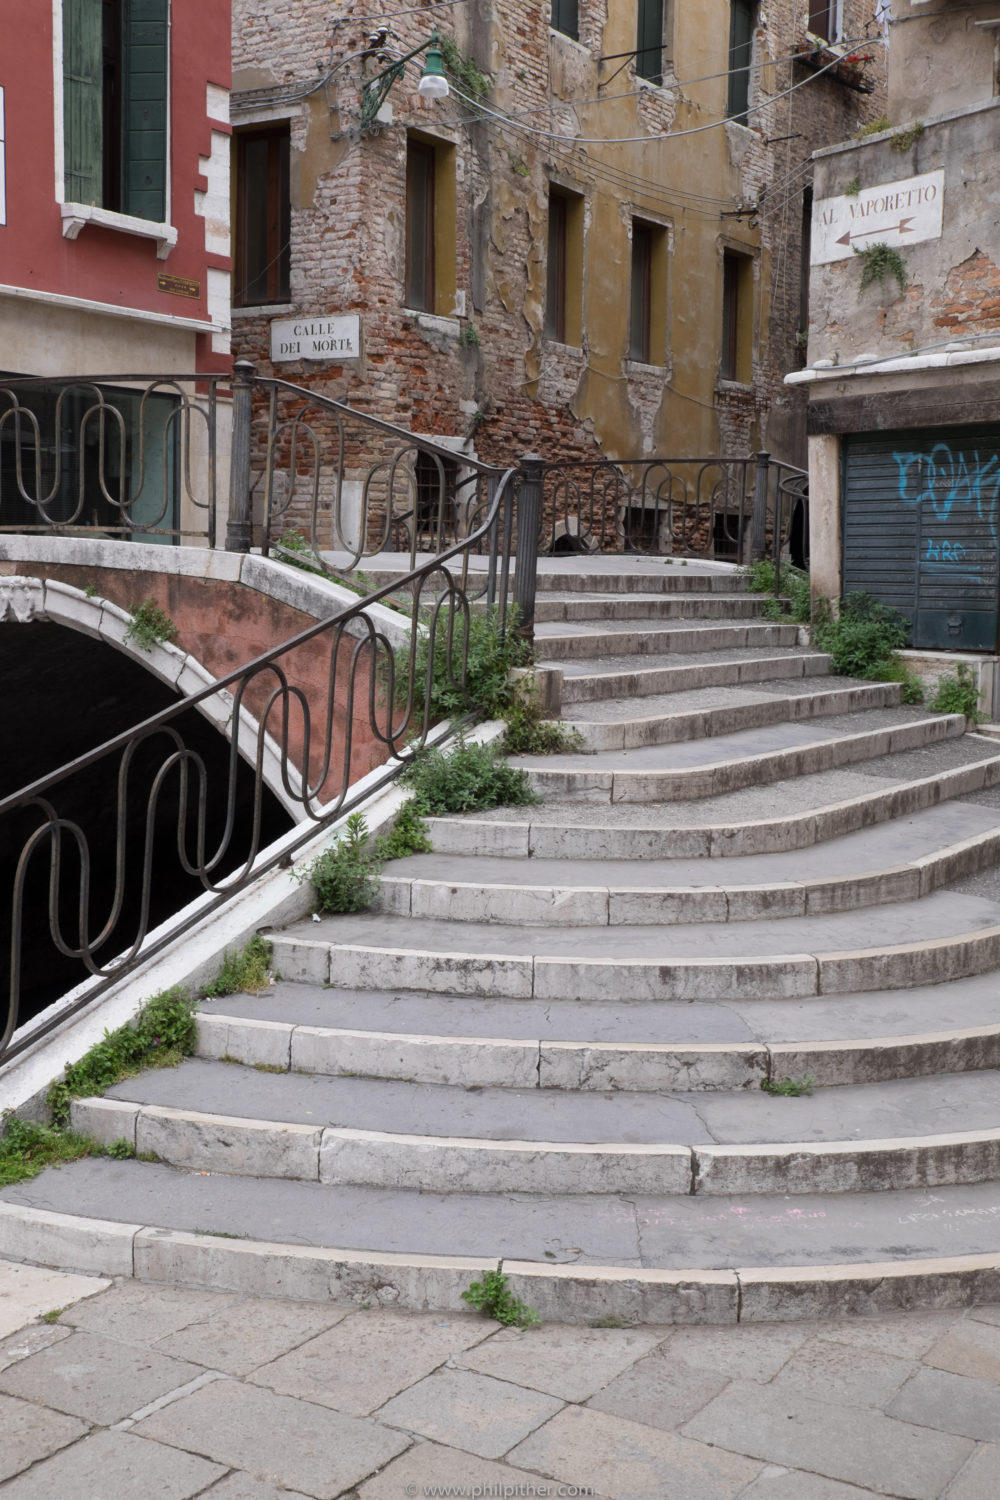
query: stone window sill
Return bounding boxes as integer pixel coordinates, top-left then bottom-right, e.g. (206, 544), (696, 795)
(61, 203), (178, 261)
(232, 302), (296, 318)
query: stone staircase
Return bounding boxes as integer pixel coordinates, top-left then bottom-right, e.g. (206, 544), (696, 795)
(8, 558), (1000, 1324)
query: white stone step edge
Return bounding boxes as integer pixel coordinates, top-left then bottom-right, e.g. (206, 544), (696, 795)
(521, 713), (966, 803)
(567, 680), (900, 753)
(375, 822), (1000, 927)
(424, 748), (1000, 860)
(538, 621), (800, 661)
(531, 596), (767, 623)
(1, 1199), (997, 1326)
(68, 1096), (1000, 1199)
(269, 920), (1000, 1000)
(559, 653), (831, 705)
(196, 1012), (1000, 1092)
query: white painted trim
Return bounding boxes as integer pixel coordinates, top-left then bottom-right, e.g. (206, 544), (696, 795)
(0, 86), (6, 227)
(785, 344), (1000, 384)
(61, 202), (179, 259)
(52, 0), (65, 203)
(0, 280), (222, 333)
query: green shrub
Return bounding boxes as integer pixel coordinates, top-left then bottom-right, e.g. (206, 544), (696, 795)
(124, 598), (178, 652)
(298, 812), (380, 914)
(461, 1261), (540, 1328)
(744, 560), (811, 623)
(201, 936), (273, 998)
(402, 739), (539, 816)
(373, 801), (433, 862)
(48, 987), (198, 1124)
(500, 677), (585, 756)
(399, 606), (533, 725)
(813, 593), (909, 680)
(869, 654), (925, 704)
(931, 663), (983, 722)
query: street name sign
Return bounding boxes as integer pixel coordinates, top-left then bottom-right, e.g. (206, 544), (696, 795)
(811, 170), (944, 265)
(270, 315), (362, 362)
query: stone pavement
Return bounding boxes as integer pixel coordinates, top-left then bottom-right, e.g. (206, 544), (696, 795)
(3, 1260), (1000, 1500)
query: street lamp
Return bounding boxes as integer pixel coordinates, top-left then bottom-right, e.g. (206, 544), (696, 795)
(361, 31), (451, 132)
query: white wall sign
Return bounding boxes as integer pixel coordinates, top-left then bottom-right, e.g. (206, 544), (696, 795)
(812, 170), (944, 265)
(270, 314), (361, 362)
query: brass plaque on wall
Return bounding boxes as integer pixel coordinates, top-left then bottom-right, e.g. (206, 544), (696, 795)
(157, 273), (201, 299)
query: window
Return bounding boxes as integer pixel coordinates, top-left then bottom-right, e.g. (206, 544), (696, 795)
(636, 0), (665, 85)
(405, 134), (456, 316)
(545, 186), (584, 345)
(629, 218), (667, 364)
(808, 0), (842, 43)
(551, 0), (578, 40)
(727, 0), (754, 125)
(63, 0), (168, 221)
(721, 249), (753, 383)
(234, 126), (290, 307)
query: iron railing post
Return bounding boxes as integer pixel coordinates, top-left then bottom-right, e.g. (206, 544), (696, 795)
(513, 454), (543, 642)
(225, 359), (255, 553)
(750, 449), (771, 563)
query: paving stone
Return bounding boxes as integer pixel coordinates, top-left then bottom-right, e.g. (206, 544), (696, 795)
(0, 1390), (89, 1484)
(197, 1474), (313, 1500)
(681, 1380), (973, 1499)
(655, 1321), (811, 1382)
(251, 1308), (489, 1416)
(133, 1377), (409, 1499)
(740, 1470), (882, 1499)
(922, 1315), (1000, 1382)
(62, 1280), (239, 1343)
(374, 1367), (562, 1459)
(454, 1323), (664, 1402)
(0, 1260), (108, 1339)
(944, 1444), (1000, 1500)
(587, 1350), (729, 1431)
(815, 1309), (963, 1360)
(0, 1329), (204, 1425)
(508, 1403), (761, 1500)
(968, 1304), (1000, 1327)
(769, 1337), (916, 1408)
(0, 1428), (224, 1499)
(0, 1323), (71, 1373)
(887, 1366), (1000, 1441)
(357, 1439), (613, 1500)
(153, 1295), (350, 1375)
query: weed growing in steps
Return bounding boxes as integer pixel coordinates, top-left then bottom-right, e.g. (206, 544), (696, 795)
(812, 592), (912, 683)
(297, 802), (437, 915)
(124, 598), (178, 652)
(402, 739), (539, 816)
(761, 1076), (815, 1097)
(201, 936), (274, 998)
(41, 1307), (66, 1324)
(0, 1115), (97, 1187)
(930, 663), (984, 723)
(373, 800), (433, 861)
(396, 605), (533, 724)
(743, 559), (811, 623)
(462, 1261), (541, 1328)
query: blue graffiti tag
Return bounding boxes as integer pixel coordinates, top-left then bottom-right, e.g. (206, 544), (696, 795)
(894, 443), (1000, 577)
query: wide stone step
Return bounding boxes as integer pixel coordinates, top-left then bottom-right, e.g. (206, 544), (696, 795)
(515, 709), (965, 803)
(196, 974), (1000, 1091)
(533, 594), (767, 622)
(556, 648), (831, 704)
(68, 1061), (1000, 1197)
(11, 1156), (1000, 1325)
(428, 737), (1000, 858)
(534, 619), (799, 660)
(374, 803), (1000, 926)
(563, 678), (900, 752)
(271, 889), (1000, 999)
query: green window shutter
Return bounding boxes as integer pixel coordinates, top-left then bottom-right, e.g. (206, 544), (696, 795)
(63, 0), (103, 205)
(636, 0), (663, 85)
(123, 0), (168, 221)
(551, 0), (578, 40)
(728, 0), (754, 123)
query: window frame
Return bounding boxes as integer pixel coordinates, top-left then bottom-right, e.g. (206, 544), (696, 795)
(628, 218), (668, 365)
(545, 184), (584, 347)
(721, 248), (754, 384)
(405, 137), (436, 314)
(550, 0), (579, 41)
(233, 123), (291, 309)
(727, 0), (755, 126)
(636, 0), (665, 86)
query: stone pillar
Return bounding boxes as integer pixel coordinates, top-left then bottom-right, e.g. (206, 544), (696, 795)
(808, 432), (842, 607)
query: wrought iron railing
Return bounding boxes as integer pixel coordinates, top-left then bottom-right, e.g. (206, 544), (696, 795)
(0, 375), (223, 544)
(0, 459), (517, 1066)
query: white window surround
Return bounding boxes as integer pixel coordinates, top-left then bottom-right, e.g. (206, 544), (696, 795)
(61, 202), (178, 259)
(0, 88), (6, 227)
(51, 0), (176, 256)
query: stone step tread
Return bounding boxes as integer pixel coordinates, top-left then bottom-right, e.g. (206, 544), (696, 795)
(551, 647), (828, 680)
(98, 1056), (1000, 1148)
(379, 801), (1000, 888)
(533, 594), (764, 619)
(534, 617), (791, 639)
(281, 887), (1000, 962)
(513, 707), (951, 775)
(560, 678), (894, 726)
(14, 1154), (1000, 1270)
(200, 971), (1000, 1048)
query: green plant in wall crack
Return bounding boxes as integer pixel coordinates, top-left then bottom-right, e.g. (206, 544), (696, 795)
(438, 36), (491, 99)
(930, 662), (984, 723)
(761, 1075), (815, 1097)
(458, 323), (481, 349)
(854, 241), (908, 296)
(201, 936), (274, 998)
(462, 1260), (540, 1328)
(124, 598), (178, 651)
(890, 121), (924, 154)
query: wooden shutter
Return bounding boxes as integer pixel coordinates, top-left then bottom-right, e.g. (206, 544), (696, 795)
(122, 0), (168, 221)
(636, 0), (663, 85)
(63, 0), (103, 205)
(727, 0), (753, 124)
(550, 0), (578, 41)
